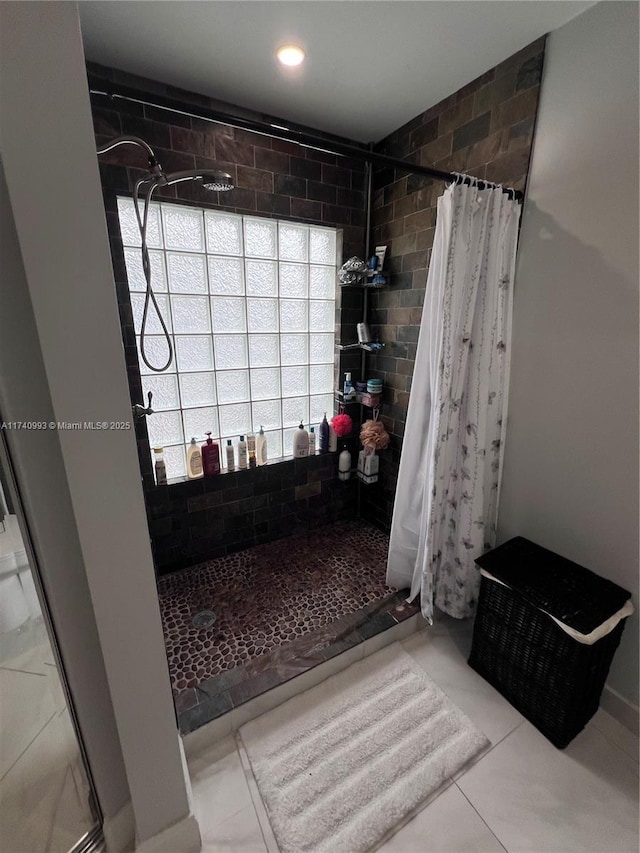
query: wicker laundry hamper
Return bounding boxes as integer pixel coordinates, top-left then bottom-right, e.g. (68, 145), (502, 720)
(468, 537), (633, 749)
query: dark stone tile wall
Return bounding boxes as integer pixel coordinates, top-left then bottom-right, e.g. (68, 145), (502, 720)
(148, 454), (357, 575)
(359, 38), (546, 532)
(87, 62), (367, 571)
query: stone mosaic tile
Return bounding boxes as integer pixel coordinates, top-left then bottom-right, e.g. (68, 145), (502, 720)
(157, 519), (394, 695)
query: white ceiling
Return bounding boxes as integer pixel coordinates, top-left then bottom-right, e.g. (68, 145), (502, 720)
(79, 1), (594, 143)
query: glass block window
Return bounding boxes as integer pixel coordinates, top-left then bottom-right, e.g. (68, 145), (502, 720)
(118, 199), (337, 480)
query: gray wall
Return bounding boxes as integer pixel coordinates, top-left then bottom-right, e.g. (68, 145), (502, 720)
(0, 158), (131, 831)
(0, 2), (199, 846)
(499, 1), (639, 707)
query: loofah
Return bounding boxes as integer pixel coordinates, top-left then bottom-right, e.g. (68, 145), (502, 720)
(360, 419), (390, 451)
(331, 413), (353, 437)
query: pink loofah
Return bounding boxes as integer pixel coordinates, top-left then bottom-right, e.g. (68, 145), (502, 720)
(360, 419), (390, 451)
(331, 413), (353, 437)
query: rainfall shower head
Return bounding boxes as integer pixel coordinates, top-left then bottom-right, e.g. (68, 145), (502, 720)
(161, 169), (235, 192)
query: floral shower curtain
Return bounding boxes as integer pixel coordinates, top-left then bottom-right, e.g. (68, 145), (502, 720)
(386, 178), (521, 622)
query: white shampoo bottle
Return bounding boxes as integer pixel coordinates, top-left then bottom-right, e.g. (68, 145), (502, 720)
(293, 422), (309, 458)
(338, 445), (351, 480)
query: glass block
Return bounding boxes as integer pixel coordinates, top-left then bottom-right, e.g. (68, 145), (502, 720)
(124, 248), (167, 292)
(219, 403), (251, 437)
(244, 217), (277, 259)
(213, 335), (248, 370)
(283, 427), (299, 458)
(162, 205), (204, 252)
(216, 370), (250, 404)
(281, 365), (308, 397)
(131, 293), (172, 335)
(179, 372), (216, 408)
(142, 374), (179, 412)
(279, 263), (308, 299)
(309, 333), (334, 364)
(245, 259), (277, 297)
(175, 336), (214, 372)
(280, 334), (308, 366)
(247, 298), (278, 333)
(310, 393), (334, 423)
(147, 409), (183, 447)
(309, 265), (336, 299)
(211, 297), (246, 333)
(163, 445), (187, 480)
(280, 299), (308, 332)
(171, 295), (210, 334)
(251, 399), (281, 431)
(117, 198), (162, 248)
(250, 368), (281, 401)
(205, 211), (243, 255)
(208, 257), (244, 295)
(309, 226), (337, 265)
(182, 406), (219, 443)
(310, 300), (335, 332)
(249, 334), (279, 367)
(282, 396), (309, 428)
(167, 253), (207, 293)
(137, 336), (172, 375)
(278, 223), (308, 262)
(309, 364), (334, 395)
(265, 430), (282, 460)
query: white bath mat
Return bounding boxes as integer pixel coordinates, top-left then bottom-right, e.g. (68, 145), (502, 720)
(239, 642), (490, 853)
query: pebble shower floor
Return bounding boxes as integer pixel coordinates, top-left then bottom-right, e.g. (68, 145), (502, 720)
(157, 519), (395, 696)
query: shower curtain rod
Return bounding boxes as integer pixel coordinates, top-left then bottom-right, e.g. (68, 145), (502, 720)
(90, 85), (523, 201)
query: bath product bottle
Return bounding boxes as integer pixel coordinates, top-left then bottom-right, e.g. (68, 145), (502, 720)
(247, 432), (256, 458)
(308, 426), (316, 455)
(201, 432), (221, 477)
(256, 426), (267, 466)
(329, 421), (338, 453)
(153, 447), (167, 485)
(319, 413), (330, 453)
(249, 449), (257, 468)
(238, 435), (248, 469)
(293, 422), (309, 458)
(225, 439), (235, 472)
(338, 444), (351, 481)
(343, 372), (355, 401)
(186, 437), (203, 479)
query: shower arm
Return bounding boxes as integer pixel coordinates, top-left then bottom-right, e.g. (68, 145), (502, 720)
(96, 134), (163, 176)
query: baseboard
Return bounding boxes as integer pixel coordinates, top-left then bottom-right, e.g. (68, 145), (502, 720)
(135, 813), (201, 853)
(601, 684), (639, 735)
(103, 800), (135, 853)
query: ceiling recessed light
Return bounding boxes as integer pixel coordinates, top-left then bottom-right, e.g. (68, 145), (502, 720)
(276, 45), (305, 67)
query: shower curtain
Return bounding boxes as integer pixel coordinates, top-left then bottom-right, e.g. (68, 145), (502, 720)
(387, 178), (521, 622)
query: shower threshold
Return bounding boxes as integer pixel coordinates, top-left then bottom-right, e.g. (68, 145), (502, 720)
(157, 519), (420, 735)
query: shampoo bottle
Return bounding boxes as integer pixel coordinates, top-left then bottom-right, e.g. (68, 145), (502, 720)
(329, 421), (338, 453)
(186, 437), (203, 479)
(256, 426), (267, 466)
(338, 444), (351, 481)
(319, 413), (330, 453)
(201, 433), (221, 477)
(153, 447), (167, 485)
(308, 426), (316, 455)
(238, 435), (248, 469)
(343, 372), (355, 401)
(225, 439), (235, 471)
(293, 422), (309, 458)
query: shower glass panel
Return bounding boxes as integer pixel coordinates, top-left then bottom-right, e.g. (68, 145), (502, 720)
(0, 438), (102, 853)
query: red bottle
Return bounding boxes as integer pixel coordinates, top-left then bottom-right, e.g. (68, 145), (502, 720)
(201, 432), (221, 476)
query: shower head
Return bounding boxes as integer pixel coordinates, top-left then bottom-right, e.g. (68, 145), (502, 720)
(161, 169), (235, 192)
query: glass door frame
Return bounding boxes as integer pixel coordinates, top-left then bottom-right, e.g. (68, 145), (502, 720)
(0, 424), (104, 852)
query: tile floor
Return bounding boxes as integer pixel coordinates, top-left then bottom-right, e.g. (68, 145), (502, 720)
(187, 614), (639, 853)
(159, 520), (424, 734)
